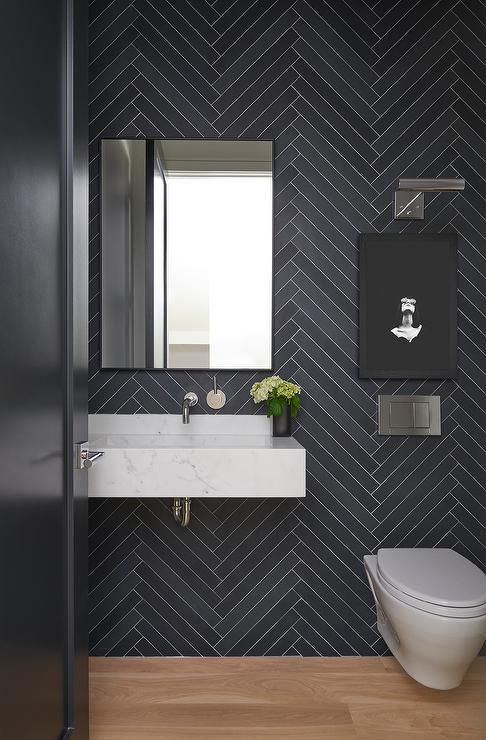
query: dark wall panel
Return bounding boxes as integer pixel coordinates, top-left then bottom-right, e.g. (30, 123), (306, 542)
(88, 0), (486, 656)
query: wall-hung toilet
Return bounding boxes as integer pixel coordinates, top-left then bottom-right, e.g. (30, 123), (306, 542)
(364, 548), (486, 690)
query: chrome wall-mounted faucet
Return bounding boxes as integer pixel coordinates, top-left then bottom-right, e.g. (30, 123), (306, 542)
(182, 392), (198, 424)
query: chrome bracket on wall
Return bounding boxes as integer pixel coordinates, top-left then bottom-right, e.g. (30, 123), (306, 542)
(394, 190), (425, 220)
(74, 442), (104, 470)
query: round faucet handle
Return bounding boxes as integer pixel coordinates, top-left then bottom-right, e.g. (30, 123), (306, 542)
(183, 392), (198, 406)
(207, 389), (226, 409)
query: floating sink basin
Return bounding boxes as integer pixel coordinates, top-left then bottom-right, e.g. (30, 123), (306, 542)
(87, 415), (306, 499)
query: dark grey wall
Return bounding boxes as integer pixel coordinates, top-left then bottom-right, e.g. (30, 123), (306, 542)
(88, 0), (486, 656)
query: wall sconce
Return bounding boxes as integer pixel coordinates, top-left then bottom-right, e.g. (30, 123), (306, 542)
(394, 177), (465, 220)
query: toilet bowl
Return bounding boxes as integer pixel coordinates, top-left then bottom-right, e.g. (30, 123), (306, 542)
(364, 548), (486, 689)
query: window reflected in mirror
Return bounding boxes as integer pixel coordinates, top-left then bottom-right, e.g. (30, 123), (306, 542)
(101, 139), (273, 370)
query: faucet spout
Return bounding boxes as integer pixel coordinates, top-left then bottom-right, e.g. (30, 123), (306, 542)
(182, 392), (198, 424)
(182, 399), (190, 424)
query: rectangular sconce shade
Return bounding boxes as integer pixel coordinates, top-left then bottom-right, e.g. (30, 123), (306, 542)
(398, 178), (465, 191)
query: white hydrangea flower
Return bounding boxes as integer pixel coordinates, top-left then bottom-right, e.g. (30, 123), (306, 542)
(250, 375), (300, 403)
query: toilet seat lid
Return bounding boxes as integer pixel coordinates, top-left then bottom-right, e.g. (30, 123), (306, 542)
(377, 548), (486, 608)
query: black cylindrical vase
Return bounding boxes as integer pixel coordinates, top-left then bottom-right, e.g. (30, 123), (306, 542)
(273, 404), (291, 437)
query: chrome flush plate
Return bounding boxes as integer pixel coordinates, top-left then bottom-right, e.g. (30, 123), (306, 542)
(378, 395), (441, 436)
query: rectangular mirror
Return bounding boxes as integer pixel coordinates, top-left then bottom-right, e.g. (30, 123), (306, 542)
(100, 139), (273, 370)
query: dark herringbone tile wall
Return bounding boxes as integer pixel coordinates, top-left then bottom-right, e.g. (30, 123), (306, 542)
(88, 0), (486, 656)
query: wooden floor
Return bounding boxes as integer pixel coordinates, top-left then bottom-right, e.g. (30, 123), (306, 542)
(89, 656), (486, 740)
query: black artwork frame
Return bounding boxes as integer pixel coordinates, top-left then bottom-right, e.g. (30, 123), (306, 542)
(359, 233), (457, 379)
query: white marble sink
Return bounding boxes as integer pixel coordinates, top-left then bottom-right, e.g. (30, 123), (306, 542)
(88, 415), (306, 499)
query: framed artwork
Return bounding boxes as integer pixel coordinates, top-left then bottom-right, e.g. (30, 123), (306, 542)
(359, 233), (457, 378)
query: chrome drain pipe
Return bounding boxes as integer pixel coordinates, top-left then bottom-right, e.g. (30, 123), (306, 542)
(172, 497), (191, 527)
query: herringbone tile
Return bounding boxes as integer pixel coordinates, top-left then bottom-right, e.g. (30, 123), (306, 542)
(88, 0), (486, 656)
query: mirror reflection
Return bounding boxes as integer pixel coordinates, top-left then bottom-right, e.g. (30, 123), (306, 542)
(101, 139), (273, 370)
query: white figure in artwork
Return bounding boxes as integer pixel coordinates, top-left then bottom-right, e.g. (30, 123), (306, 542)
(391, 297), (422, 343)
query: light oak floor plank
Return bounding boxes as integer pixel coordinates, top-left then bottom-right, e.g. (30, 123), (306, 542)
(89, 656), (486, 740)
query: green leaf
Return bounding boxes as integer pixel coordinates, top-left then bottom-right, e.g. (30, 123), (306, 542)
(290, 395), (301, 417)
(267, 396), (284, 417)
